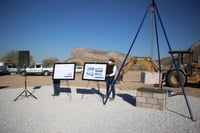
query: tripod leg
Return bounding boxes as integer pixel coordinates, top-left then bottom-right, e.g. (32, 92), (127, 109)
(14, 90), (26, 101)
(26, 90), (38, 99)
(14, 75), (38, 101)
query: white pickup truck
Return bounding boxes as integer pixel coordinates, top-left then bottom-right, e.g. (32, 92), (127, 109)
(20, 63), (53, 76)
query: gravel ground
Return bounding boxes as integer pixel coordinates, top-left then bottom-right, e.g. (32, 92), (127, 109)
(0, 86), (200, 133)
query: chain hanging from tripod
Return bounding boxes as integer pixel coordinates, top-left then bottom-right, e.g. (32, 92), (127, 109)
(150, 1), (156, 59)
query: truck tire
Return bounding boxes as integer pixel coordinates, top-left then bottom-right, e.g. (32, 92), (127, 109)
(43, 71), (49, 76)
(166, 70), (186, 87)
(21, 71), (26, 76)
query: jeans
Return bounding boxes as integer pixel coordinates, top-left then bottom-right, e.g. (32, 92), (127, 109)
(53, 80), (60, 95)
(105, 76), (115, 98)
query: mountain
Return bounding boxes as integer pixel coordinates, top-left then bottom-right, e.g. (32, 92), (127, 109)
(188, 40), (200, 63)
(67, 40), (200, 70)
(67, 47), (127, 67)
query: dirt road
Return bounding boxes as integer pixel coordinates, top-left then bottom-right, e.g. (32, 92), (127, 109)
(0, 71), (200, 97)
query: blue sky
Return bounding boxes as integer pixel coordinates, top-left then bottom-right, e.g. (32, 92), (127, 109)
(0, 0), (199, 62)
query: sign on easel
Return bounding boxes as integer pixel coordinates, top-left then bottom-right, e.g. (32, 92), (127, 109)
(82, 62), (107, 81)
(53, 63), (76, 80)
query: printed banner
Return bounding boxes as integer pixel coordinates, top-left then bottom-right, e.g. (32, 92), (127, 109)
(82, 63), (107, 81)
(53, 63), (76, 80)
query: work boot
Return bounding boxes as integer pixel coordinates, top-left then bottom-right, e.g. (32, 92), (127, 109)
(109, 97), (115, 101)
(51, 93), (59, 96)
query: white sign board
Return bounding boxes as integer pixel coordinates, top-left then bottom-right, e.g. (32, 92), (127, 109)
(82, 63), (107, 81)
(53, 63), (76, 80)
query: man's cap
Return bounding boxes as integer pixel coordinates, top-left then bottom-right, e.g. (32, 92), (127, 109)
(109, 58), (115, 62)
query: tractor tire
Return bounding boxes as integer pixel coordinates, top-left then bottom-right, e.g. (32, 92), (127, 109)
(166, 71), (186, 87)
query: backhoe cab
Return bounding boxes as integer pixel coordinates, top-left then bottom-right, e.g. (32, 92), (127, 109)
(165, 50), (200, 87)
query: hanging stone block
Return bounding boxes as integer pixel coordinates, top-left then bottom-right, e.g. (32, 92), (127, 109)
(140, 71), (161, 84)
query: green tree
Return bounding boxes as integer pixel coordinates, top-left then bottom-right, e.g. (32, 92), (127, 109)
(1, 50), (34, 66)
(42, 57), (59, 67)
(1, 50), (18, 65)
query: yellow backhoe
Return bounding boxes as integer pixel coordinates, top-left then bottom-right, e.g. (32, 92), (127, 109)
(164, 50), (200, 87)
(119, 56), (160, 81)
(120, 50), (200, 87)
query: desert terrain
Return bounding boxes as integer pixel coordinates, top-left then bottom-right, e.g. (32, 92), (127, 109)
(0, 71), (200, 97)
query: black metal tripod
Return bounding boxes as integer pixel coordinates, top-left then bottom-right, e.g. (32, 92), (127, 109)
(14, 74), (37, 101)
(103, 0), (196, 121)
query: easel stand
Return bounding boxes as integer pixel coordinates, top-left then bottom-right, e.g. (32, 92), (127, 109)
(14, 75), (37, 101)
(83, 81), (103, 101)
(65, 80), (72, 100)
(86, 81), (100, 91)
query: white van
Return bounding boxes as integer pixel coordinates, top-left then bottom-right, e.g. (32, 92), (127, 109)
(75, 66), (83, 73)
(0, 62), (9, 75)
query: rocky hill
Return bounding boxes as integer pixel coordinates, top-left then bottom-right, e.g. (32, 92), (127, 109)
(188, 40), (200, 62)
(67, 47), (127, 67)
(67, 40), (200, 70)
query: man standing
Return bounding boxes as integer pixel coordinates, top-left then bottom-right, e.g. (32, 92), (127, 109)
(52, 79), (60, 96)
(105, 58), (117, 100)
